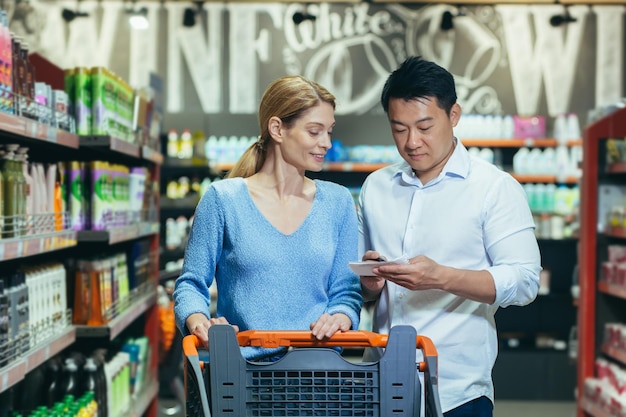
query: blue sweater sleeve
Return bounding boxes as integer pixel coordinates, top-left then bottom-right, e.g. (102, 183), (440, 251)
(324, 186), (362, 329)
(173, 185), (222, 335)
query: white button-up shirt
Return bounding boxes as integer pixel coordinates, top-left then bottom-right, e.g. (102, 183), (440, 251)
(357, 140), (541, 412)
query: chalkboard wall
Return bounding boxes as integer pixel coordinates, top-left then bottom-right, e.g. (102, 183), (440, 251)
(9, 1), (626, 145)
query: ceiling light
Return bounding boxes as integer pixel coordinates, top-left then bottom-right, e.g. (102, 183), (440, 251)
(61, 8), (89, 23)
(550, 11), (577, 27)
(292, 11), (316, 25)
(183, 2), (203, 27)
(440, 8), (466, 32)
(128, 7), (149, 30)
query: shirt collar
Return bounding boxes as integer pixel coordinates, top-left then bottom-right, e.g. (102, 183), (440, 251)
(393, 138), (470, 187)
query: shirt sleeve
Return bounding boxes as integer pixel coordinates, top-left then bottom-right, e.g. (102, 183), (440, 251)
(173, 185), (224, 334)
(325, 188), (363, 329)
(483, 175), (542, 307)
(357, 177), (371, 260)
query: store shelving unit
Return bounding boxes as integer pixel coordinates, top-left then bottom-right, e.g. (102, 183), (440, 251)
(0, 326), (76, 393)
(0, 110), (163, 417)
(577, 106), (626, 417)
(159, 155), (214, 278)
(312, 136), (582, 400)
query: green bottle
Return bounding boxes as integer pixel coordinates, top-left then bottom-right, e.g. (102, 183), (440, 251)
(2, 150), (17, 238)
(12, 150), (26, 237)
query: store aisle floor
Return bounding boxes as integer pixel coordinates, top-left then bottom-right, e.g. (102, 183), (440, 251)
(159, 399), (577, 417)
(494, 401), (576, 417)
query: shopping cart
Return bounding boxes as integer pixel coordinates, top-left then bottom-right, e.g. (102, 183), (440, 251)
(183, 324), (443, 417)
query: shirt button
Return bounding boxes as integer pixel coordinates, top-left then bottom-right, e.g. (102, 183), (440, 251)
(398, 293), (404, 299)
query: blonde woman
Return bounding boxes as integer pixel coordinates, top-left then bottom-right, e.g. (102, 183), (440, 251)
(173, 75), (362, 360)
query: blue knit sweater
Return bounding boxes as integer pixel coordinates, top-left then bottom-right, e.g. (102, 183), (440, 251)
(173, 177), (362, 359)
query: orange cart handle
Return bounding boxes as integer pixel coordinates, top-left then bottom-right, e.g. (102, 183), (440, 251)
(183, 329), (437, 358)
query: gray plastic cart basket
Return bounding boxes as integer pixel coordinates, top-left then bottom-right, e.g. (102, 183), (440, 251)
(183, 325), (443, 417)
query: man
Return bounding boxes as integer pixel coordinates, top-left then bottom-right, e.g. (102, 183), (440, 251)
(358, 56), (541, 416)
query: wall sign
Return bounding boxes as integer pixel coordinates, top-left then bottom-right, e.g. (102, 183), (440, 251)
(8, 1), (625, 118)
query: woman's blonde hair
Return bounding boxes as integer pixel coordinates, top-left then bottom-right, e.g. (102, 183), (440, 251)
(226, 75), (336, 178)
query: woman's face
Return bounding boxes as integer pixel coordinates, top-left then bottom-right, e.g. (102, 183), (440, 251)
(278, 101), (335, 172)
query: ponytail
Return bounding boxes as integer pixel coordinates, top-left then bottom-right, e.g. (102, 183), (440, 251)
(225, 138), (267, 178)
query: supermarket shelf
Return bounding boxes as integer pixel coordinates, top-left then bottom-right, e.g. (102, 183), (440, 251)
(163, 156), (210, 168)
(579, 395), (614, 417)
(0, 326), (76, 394)
(212, 161), (391, 173)
(75, 290), (157, 340)
(322, 162), (390, 172)
(161, 196), (199, 210)
(606, 161), (626, 174)
(159, 268), (181, 283)
(25, 326), (77, 373)
(598, 281), (626, 300)
(601, 343), (626, 366)
(0, 112), (79, 149)
(79, 135), (141, 158)
(123, 377), (159, 417)
(77, 222), (159, 244)
(462, 138), (582, 147)
(0, 230), (77, 261)
(0, 357), (25, 394)
(511, 174), (580, 184)
(142, 146), (164, 165)
(604, 225), (626, 239)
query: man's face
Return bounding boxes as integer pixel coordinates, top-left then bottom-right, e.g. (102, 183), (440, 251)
(387, 97), (460, 184)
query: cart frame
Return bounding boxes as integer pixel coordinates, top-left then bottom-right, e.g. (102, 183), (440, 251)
(183, 325), (443, 417)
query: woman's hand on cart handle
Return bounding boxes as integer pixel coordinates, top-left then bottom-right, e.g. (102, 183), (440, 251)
(310, 312), (352, 341)
(186, 313), (239, 347)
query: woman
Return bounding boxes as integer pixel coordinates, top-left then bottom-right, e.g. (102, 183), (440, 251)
(173, 75), (362, 360)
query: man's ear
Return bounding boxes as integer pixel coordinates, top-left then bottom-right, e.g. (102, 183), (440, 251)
(268, 116), (283, 143)
(450, 103), (461, 127)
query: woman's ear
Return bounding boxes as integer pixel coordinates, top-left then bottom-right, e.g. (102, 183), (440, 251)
(268, 116), (283, 143)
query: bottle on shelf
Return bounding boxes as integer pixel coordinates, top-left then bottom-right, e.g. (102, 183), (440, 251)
(166, 129), (179, 158)
(45, 356), (62, 407)
(60, 357), (80, 399)
(179, 129), (193, 159)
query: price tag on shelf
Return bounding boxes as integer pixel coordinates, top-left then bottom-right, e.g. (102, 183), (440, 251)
(44, 236), (52, 251)
(28, 120), (38, 138)
(46, 127), (57, 143)
(2, 373), (8, 391)
(4, 241), (19, 260)
(523, 138), (535, 147)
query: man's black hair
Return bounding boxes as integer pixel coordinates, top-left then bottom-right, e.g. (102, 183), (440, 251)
(381, 56), (457, 116)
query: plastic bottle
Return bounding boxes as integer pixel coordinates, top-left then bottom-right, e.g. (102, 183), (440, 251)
(166, 129), (178, 158)
(12, 149), (26, 236)
(512, 147), (530, 175)
(566, 113), (581, 140)
(179, 129), (193, 159)
(3, 148), (17, 237)
(501, 115), (515, 139)
(192, 130), (206, 159)
(46, 356), (62, 407)
(17, 148), (32, 234)
(0, 154), (3, 238)
(206, 135), (218, 162)
(555, 145), (571, 183)
(60, 357), (80, 399)
(0, 279), (8, 368)
(83, 357), (99, 399)
(479, 148), (494, 165)
(535, 183), (547, 213)
(553, 114), (567, 146)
